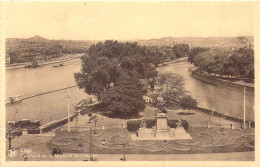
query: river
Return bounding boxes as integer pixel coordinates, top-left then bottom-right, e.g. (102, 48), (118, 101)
(157, 61), (254, 122)
(6, 58), (89, 125)
(6, 57), (255, 125)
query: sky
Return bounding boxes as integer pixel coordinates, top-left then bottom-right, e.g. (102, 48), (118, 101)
(3, 2), (255, 40)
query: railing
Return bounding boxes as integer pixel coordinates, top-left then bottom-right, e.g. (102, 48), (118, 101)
(59, 123), (127, 133)
(158, 95), (255, 129)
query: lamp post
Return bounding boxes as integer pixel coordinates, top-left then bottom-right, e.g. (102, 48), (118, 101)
(75, 116), (78, 131)
(67, 89), (70, 132)
(243, 86), (246, 129)
(6, 122), (15, 150)
(89, 126), (92, 161)
(6, 133), (13, 150)
(93, 116), (98, 134)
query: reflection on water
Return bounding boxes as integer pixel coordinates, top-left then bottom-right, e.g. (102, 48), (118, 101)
(6, 58), (88, 125)
(6, 59), (82, 97)
(6, 87), (88, 125)
(157, 61), (254, 122)
(6, 58), (255, 125)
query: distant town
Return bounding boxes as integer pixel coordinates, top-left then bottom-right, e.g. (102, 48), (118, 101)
(5, 35), (253, 65)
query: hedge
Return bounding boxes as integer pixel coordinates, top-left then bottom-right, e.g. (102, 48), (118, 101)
(28, 128), (40, 134)
(127, 119), (188, 131)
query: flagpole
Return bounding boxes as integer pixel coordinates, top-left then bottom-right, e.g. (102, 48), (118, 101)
(67, 89), (70, 132)
(243, 86), (246, 129)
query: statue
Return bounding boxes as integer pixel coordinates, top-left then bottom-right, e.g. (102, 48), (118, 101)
(140, 120), (147, 129)
(176, 119), (183, 128)
(157, 94), (164, 110)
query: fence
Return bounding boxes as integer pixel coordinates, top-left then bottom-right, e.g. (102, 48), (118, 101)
(196, 107), (255, 129)
(58, 123), (127, 133)
(189, 122), (242, 129)
(161, 94), (255, 129)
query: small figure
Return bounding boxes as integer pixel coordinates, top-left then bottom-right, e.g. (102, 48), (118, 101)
(176, 119), (183, 128)
(140, 120), (147, 128)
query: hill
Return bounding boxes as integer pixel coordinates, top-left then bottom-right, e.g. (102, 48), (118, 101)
(27, 35), (49, 42)
(137, 36), (254, 48)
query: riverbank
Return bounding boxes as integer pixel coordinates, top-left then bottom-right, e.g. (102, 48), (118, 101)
(6, 53), (83, 70)
(191, 70), (254, 94)
(156, 57), (254, 123)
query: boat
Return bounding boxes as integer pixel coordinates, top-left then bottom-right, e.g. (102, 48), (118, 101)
(75, 97), (93, 110)
(24, 60), (40, 68)
(6, 95), (22, 104)
(53, 64), (64, 67)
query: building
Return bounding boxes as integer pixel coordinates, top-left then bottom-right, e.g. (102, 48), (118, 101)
(5, 54), (10, 64)
(143, 92), (158, 103)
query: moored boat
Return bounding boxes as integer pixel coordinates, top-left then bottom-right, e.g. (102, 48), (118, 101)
(6, 95), (22, 104)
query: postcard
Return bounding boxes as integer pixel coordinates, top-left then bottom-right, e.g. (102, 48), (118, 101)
(0, 1), (259, 167)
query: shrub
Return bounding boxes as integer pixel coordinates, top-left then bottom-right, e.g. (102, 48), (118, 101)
(167, 119), (189, 131)
(28, 128), (40, 134)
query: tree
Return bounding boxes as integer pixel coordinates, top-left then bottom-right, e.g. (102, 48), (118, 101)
(173, 44), (189, 58)
(8, 51), (21, 64)
(188, 47), (209, 64)
(156, 73), (186, 101)
(100, 74), (145, 116)
(74, 55), (121, 98)
(180, 95), (198, 112)
(229, 48), (254, 78)
(75, 40), (159, 116)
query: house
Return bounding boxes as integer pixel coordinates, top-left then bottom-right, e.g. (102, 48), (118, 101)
(5, 54), (10, 64)
(143, 93), (158, 103)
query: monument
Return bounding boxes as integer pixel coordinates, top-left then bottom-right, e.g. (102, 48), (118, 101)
(133, 112), (192, 140)
(155, 113), (169, 138)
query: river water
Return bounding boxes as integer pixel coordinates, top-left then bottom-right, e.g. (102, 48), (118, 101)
(6, 58), (254, 125)
(157, 61), (254, 122)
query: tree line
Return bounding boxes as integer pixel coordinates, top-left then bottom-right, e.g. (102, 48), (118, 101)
(188, 47), (254, 80)
(7, 42), (89, 64)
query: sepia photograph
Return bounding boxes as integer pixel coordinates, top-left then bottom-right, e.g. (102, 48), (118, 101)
(1, 1), (258, 165)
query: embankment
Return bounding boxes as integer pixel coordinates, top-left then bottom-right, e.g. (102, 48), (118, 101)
(191, 71), (254, 94)
(6, 54), (82, 70)
(26, 102), (99, 134)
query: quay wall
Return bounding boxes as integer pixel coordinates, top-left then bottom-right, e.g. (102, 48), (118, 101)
(6, 54), (81, 70)
(191, 71), (254, 94)
(26, 102), (100, 134)
(39, 112), (79, 133)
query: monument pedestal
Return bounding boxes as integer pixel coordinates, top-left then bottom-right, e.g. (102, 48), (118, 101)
(174, 127), (192, 139)
(137, 128), (155, 139)
(155, 129), (169, 138)
(133, 112), (192, 140)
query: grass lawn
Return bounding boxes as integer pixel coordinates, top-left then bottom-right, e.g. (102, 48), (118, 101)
(46, 127), (254, 154)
